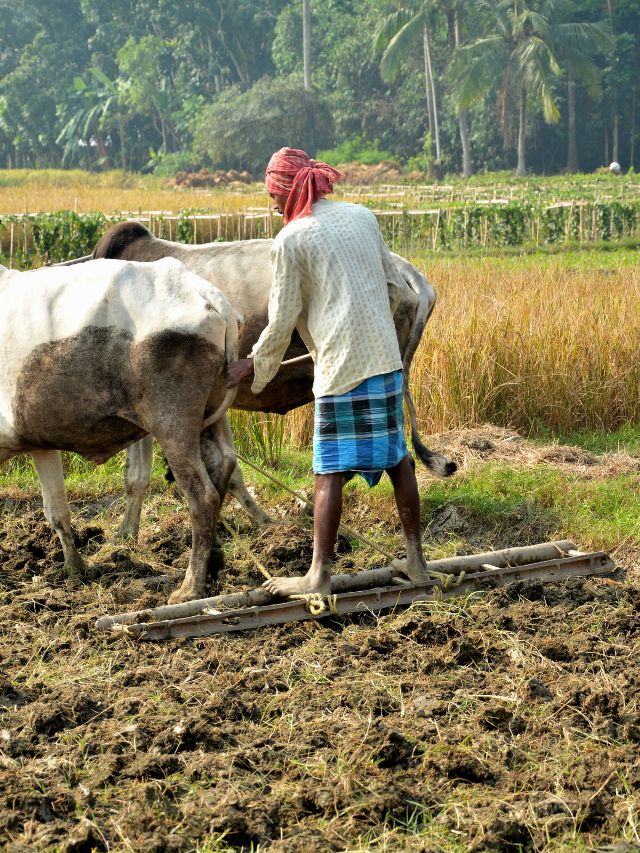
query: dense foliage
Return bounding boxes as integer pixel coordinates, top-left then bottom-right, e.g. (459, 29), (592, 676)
(0, 0), (638, 176)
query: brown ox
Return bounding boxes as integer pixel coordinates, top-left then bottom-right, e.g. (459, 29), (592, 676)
(0, 257), (239, 603)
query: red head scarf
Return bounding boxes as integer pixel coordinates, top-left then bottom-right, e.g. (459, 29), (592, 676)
(265, 147), (344, 225)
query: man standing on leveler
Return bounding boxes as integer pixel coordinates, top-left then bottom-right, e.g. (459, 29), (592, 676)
(226, 146), (444, 598)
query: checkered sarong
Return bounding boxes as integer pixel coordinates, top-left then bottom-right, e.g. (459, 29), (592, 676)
(312, 371), (408, 487)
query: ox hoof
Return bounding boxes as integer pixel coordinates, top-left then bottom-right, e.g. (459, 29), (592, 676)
(64, 553), (86, 579)
(207, 544), (225, 581)
(168, 585), (203, 605)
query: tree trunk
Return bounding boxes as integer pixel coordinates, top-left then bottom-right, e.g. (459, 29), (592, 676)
(302, 0), (311, 91)
(423, 24), (441, 162)
(516, 85), (527, 176)
(302, 0), (315, 155)
(631, 88), (636, 169)
(613, 112), (620, 163)
(119, 119), (127, 171)
(567, 79), (579, 172)
(604, 127), (609, 164)
(454, 11), (473, 177)
(95, 131), (108, 168)
(422, 25), (435, 151)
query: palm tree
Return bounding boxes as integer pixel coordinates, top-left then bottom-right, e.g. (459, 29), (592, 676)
(456, 0), (608, 176)
(551, 14), (612, 172)
(441, 0), (473, 176)
(302, 0), (316, 154)
(373, 2), (443, 168)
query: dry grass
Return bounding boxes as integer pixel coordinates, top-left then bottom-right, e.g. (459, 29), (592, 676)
(0, 170), (395, 215)
(1, 185), (267, 216)
(411, 255), (640, 434)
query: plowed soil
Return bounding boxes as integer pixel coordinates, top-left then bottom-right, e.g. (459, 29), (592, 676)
(1, 429), (639, 852)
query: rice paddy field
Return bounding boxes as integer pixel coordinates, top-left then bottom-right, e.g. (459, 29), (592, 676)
(1, 171), (640, 852)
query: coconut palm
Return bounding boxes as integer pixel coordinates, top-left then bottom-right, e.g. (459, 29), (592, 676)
(373, 0), (476, 176)
(373, 2), (443, 168)
(456, 0), (610, 176)
(551, 12), (612, 172)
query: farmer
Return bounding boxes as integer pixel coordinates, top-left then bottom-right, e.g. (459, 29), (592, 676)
(226, 146), (431, 597)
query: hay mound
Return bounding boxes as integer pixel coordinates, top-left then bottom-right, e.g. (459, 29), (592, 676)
(172, 168), (253, 188)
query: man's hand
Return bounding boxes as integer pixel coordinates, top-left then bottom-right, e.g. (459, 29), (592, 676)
(225, 358), (255, 388)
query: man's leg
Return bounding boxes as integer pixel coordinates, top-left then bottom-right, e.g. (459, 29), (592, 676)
(263, 472), (342, 597)
(387, 454), (430, 584)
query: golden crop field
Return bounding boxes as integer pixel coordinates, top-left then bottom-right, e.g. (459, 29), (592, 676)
(413, 252), (640, 435)
(0, 169), (269, 215)
(0, 169), (394, 215)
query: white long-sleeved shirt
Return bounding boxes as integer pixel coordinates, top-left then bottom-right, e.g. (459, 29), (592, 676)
(250, 199), (405, 398)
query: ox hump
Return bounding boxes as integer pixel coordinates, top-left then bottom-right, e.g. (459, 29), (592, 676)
(92, 220), (153, 259)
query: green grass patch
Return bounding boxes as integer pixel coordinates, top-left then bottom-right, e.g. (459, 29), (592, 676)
(2, 428), (639, 555)
(428, 239), (640, 264)
(423, 461), (640, 551)
(0, 448), (168, 498)
(532, 423), (640, 454)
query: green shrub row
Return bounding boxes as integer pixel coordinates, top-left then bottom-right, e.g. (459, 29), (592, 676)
(2, 201), (640, 267)
(375, 201), (640, 250)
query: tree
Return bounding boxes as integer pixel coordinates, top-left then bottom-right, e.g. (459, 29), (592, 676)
(56, 69), (128, 169)
(440, 0), (474, 175)
(0, 0), (91, 167)
(117, 36), (181, 155)
(373, 2), (443, 168)
(192, 74), (333, 174)
(551, 8), (612, 172)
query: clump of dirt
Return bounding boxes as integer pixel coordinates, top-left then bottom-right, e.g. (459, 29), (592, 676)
(337, 160), (413, 185)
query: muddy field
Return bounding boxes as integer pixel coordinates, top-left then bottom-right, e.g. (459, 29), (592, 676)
(1, 429), (639, 852)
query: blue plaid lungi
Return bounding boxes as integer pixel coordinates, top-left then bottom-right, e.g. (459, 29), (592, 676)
(312, 370), (408, 487)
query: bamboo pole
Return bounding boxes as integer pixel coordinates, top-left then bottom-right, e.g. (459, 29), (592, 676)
(95, 540), (576, 631)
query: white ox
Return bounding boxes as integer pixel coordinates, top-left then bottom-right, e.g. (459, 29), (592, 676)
(87, 222), (456, 539)
(0, 257), (239, 603)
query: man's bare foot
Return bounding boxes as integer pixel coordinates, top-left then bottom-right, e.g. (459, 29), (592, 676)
(392, 555), (431, 585)
(263, 564), (331, 598)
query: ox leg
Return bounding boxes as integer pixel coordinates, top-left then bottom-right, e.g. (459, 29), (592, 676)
(115, 435), (153, 541)
(160, 435), (221, 604)
(219, 416), (273, 526)
(31, 450), (85, 576)
(201, 420), (237, 577)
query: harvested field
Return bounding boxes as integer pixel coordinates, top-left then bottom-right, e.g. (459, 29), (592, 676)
(1, 428), (639, 851)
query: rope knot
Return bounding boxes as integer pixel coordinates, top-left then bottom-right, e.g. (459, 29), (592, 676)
(289, 592), (339, 616)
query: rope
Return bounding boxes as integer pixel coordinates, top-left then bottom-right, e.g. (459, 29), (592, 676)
(289, 592), (339, 616)
(219, 515), (272, 580)
(234, 450), (397, 562)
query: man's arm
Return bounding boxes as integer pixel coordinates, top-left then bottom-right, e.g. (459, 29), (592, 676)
(248, 240), (304, 394)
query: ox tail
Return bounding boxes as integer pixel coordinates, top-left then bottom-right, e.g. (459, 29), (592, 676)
(397, 259), (457, 478)
(201, 302), (240, 430)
